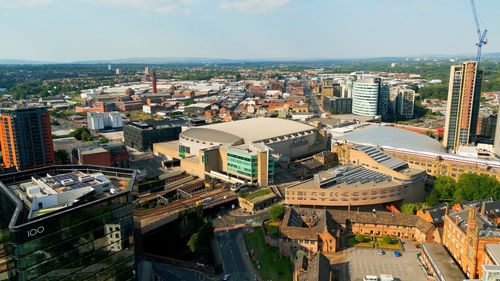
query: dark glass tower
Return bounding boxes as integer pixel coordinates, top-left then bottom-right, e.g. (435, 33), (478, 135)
(0, 165), (137, 281)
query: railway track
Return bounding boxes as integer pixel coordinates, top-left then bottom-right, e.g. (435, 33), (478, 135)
(139, 188), (232, 219)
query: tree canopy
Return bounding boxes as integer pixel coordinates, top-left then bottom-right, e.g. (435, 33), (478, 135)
(426, 174), (500, 206)
(69, 127), (93, 141)
(269, 204), (285, 222)
(400, 203), (424, 214)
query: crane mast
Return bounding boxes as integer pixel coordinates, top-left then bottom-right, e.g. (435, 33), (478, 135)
(469, 0), (487, 64)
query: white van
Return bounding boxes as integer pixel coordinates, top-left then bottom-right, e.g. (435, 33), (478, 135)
(380, 274), (394, 281)
(363, 276), (378, 281)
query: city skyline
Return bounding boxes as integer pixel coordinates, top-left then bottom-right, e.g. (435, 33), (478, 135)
(0, 0), (499, 62)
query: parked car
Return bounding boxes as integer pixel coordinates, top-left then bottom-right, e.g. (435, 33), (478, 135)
(380, 274), (394, 281)
(363, 275), (378, 281)
(393, 251), (402, 257)
(222, 274), (231, 280)
(378, 249), (385, 255)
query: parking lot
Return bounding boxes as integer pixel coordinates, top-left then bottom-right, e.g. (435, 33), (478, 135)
(336, 243), (427, 281)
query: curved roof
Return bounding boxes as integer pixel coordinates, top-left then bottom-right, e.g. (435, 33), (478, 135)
(182, 117), (317, 144)
(181, 128), (243, 145)
(334, 125), (447, 153)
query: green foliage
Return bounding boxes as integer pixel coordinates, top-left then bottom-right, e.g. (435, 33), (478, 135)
(401, 203), (424, 214)
(187, 233), (199, 252)
(69, 127), (92, 141)
(244, 227), (293, 281)
(81, 131), (93, 141)
(382, 235), (392, 244)
(427, 174), (500, 206)
(418, 83), (448, 100)
(54, 149), (69, 164)
(186, 220), (214, 264)
(269, 204), (285, 222)
(183, 99), (196, 106)
(99, 137), (109, 144)
(305, 98), (311, 104)
(50, 110), (71, 119)
(239, 188), (272, 200)
(355, 234), (369, 243)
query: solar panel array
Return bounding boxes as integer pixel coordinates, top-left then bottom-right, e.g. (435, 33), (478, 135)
(47, 173), (95, 192)
(354, 145), (407, 170)
(317, 165), (392, 188)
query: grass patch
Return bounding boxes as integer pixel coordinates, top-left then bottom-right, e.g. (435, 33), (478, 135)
(244, 227), (293, 281)
(240, 188), (272, 200)
(346, 235), (403, 250)
(264, 220), (279, 237)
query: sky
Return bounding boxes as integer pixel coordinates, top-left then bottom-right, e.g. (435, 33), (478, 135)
(0, 0), (499, 62)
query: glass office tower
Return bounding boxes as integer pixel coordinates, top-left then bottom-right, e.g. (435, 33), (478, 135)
(0, 165), (137, 281)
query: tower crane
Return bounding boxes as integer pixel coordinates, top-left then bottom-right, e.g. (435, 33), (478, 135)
(469, 0), (487, 64)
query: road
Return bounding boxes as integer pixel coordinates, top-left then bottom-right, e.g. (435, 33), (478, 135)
(147, 262), (212, 281)
(213, 228), (257, 281)
(211, 209), (270, 230)
(302, 77), (323, 114)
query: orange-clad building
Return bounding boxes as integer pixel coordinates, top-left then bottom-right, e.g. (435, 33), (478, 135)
(0, 107), (55, 170)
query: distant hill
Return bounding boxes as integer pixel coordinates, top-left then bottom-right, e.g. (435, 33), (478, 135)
(1, 52), (499, 65)
(0, 59), (53, 65)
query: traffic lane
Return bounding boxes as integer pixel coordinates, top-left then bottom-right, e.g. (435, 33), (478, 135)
(151, 262), (209, 281)
(215, 229), (252, 281)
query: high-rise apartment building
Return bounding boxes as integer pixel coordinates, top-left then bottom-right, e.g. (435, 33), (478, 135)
(87, 112), (123, 131)
(495, 105), (500, 157)
(0, 107), (54, 170)
(443, 61), (483, 152)
(390, 88), (415, 119)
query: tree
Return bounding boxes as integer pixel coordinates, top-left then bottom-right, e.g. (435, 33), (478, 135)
(382, 235), (392, 244)
(187, 233), (199, 253)
(183, 99), (196, 106)
(54, 149), (69, 164)
(187, 220), (214, 264)
(401, 203), (423, 214)
(69, 127), (92, 141)
(305, 98), (311, 104)
(426, 174), (500, 206)
(81, 131), (93, 141)
(99, 137), (109, 144)
(269, 204), (285, 222)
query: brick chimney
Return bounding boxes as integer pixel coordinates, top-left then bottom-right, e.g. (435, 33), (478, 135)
(467, 207), (478, 235)
(481, 201), (486, 216)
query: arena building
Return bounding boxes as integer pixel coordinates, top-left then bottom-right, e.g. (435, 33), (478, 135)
(284, 145), (427, 209)
(333, 125), (500, 181)
(153, 118), (327, 187)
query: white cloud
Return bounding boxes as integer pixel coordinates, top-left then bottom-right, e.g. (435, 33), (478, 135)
(219, 0), (290, 14)
(0, 0), (53, 8)
(81, 0), (193, 15)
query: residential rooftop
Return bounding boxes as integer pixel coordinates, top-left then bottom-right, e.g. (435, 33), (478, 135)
(422, 242), (466, 281)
